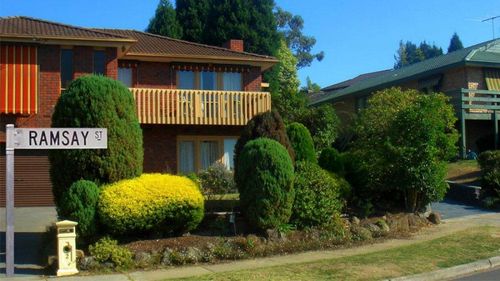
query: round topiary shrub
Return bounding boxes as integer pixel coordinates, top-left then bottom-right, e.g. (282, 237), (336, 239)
(235, 138), (295, 231)
(234, 111), (295, 177)
(98, 173), (204, 235)
(291, 161), (344, 229)
(286, 122), (316, 163)
(60, 180), (100, 239)
(318, 147), (344, 175)
(49, 75), (143, 211)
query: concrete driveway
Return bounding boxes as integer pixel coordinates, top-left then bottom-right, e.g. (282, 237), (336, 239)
(0, 207), (57, 276)
(431, 198), (498, 220)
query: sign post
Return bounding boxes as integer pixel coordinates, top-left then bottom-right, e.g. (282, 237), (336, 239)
(4, 126), (107, 277)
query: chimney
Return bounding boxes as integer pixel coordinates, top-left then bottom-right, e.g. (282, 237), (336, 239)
(223, 39), (244, 52)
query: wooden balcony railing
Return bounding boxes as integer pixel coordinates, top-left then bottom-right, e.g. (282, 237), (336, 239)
(130, 88), (271, 125)
(461, 88), (500, 113)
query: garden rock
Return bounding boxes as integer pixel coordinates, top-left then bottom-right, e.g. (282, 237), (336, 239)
(365, 223), (382, 237)
(351, 225), (372, 241)
(134, 251), (153, 268)
(375, 219), (390, 234)
(386, 214), (410, 232)
(350, 216), (360, 225)
(407, 214), (429, 230)
(428, 212), (441, 224)
(78, 256), (98, 271)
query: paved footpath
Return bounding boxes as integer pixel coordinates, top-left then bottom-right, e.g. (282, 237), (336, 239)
(2, 212), (499, 281)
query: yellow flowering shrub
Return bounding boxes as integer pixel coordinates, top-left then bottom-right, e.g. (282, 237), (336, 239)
(98, 173), (204, 235)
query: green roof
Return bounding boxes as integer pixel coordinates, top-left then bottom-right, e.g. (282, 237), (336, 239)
(312, 39), (500, 105)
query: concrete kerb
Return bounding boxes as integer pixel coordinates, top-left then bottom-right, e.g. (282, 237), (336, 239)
(385, 256), (500, 281)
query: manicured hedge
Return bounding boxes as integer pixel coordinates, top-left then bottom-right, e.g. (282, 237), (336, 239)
(286, 122), (316, 163)
(234, 111), (295, 177)
(291, 161), (344, 228)
(50, 75), (143, 211)
(98, 174), (204, 235)
(60, 180), (100, 239)
(235, 138), (295, 231)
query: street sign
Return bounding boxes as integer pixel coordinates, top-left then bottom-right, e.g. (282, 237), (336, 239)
(12, 128), (107, 149)
(4, 125), (108, 277)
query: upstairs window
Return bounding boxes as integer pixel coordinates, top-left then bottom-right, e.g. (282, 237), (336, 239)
(93, 50), (106, 75)
(178, 70), (195, 89)
(60, 49), (73, 89)
(200, 71), (216, 90)
(177, 70), (242, 91)
(0, 45), (38, 114)
(118, 67), (133, 87)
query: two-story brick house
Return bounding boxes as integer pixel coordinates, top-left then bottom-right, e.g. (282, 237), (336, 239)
(312, 39), (500, 158)
(0, 16), (277, 207)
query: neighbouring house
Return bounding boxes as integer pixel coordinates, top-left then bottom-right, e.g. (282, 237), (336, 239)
(0, 16), (277, 207)
(312, 39), (500, 158)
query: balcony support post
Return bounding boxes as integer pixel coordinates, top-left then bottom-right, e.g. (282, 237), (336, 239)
(460, 108), (467, 159)
(494, 110), (499, 150)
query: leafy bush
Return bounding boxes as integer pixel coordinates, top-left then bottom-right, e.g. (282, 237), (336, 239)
(98, 174), (204, 235)
(290, 161), (344, 228)
(235, 138), (295, 231)
(198, 162), (237, 200)
(286, 122), (316, 163)
(299, 104), (340, 152)
(351, 88), (458, 212)
(89, 237), (133, 270)
(50, 75), (143, 212)
(59, 180), (100, 239)
(478, 150), (500, 204)
(318, 147), (344, 175)
(234, 111), (295, 176)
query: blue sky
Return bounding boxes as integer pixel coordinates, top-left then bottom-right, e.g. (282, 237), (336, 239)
(0, 0), (498, 88)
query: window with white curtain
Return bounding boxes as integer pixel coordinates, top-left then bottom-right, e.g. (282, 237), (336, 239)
(223, 138), (237, 170)
(200, 141), (219, 170)
(223, 72), (242, 91)
(118, 68), (133, 87)
(178, 136), (237, 173)
(179, 141), (195, 174)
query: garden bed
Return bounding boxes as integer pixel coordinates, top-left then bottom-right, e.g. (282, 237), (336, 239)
(77, 212), (436, 271)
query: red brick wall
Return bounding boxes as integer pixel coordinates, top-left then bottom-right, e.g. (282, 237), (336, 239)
(105, 47), (118, 79)
(135, 62), (176, 89)
(465, 66), (486, 90)
(441, 66), (468, 92)
(142, 124), (243, 174)
(243, 66), (262, 91)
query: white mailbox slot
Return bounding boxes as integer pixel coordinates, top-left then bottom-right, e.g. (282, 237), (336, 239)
(55, 220), (79, 277)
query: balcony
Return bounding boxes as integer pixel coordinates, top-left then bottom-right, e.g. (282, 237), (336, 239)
(455, 88), (500, 120)
(130, 88), (271, 125)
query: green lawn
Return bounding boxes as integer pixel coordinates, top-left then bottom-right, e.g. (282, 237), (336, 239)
(170, 227), (500, 281)
(447, 160), (481, 185)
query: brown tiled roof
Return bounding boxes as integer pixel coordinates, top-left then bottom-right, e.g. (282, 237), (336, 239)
(96, 29), (277, 62)
(0, 16), (134, 42)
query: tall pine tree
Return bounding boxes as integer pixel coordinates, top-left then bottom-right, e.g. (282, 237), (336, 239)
(146, 0), (183, 38)
(175, 0), (210, 43)
(448, 33), (464, 53)
(394, 40), (443, 69)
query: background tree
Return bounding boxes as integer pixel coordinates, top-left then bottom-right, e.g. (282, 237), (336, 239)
(300, 76), (322, 94)
(175, 0), (279, 56)
(351, 88), (458, 212)
(146, 0), (183, 38)
(275, 7), (324, 68)
(394, 40), (442, 69)
(448, 32), (464, 53)
(174, 0), (209, 43)
(270, 39), (305, 123)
